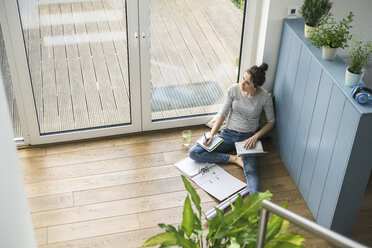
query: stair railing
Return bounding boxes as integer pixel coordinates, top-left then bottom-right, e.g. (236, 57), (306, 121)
(256, 200), (368, 248)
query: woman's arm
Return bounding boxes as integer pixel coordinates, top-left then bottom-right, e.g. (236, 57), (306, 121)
(244, 92), (276, 148)
(204, 114), (226, 145)
(244, 122), (275, 149)
(210, 114), (226, 136)
(254, 122), (275, 139)
(204, 86), (234, 144)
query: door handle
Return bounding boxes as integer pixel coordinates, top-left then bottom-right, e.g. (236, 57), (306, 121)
(134, 32), (139, 48)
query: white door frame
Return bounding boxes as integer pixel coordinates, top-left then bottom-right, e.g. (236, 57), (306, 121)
(0, 0), (34, 145)
(239, 0), (270, 77)
(0, 0), (143, 145)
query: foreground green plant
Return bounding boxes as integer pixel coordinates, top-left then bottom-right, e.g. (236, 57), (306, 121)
(310, 12), (354, 49)
(143, 175), (306, 248)
(348, 35), (372, 74)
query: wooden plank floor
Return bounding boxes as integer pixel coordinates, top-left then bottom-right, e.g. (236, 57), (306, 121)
(17, 125), (372, 247)
(2, 0), (242, 134)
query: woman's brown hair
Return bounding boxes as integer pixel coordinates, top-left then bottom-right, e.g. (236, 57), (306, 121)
(246, 63), (268, 88)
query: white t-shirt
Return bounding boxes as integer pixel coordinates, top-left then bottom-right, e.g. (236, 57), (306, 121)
(219, 84), (275, 133)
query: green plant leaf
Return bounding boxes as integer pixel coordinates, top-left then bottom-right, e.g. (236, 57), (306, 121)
(230, 193), (243, 211)
(278, 219), (290, 236)
(142, 232), (177, 247)
(232, 218), (258, 229)
(265, 242), (304, 248)
(228, 237), (241, 248)
(224, 191), (272, 227)
(143, 232), (198, 248)
(299, 0), (332, 26)
(182, 195), (194, 238)
(348, 35), (372, 73)
(208, 191), (271, 245)
(182, 175), (202, 217)
(265, 201), (288, 241)
(158, 223), (178, 233)
(271, 233), (306, 245)
(193, 213), (201, 229)
(265, 215), (284, 241)
(216, 207), (224, 222)
(310, 11), (354, 49)
(206, 207), (225, 240)
(213, 225), (252, 239)
(177, 223), (184, 237)
(229, 0), (245, 11)
(236, 232), (257, 245)
(206, 217), (218, 240)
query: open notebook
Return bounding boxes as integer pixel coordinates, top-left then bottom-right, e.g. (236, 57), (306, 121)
(235, 140), (267, 157)
(196, 135), (224, 152)
(174, 157), (246, 201)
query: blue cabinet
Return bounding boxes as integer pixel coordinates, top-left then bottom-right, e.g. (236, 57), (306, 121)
(273, 18), (372, 236)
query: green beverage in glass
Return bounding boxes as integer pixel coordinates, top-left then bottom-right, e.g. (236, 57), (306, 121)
(182, 130), (192, 148)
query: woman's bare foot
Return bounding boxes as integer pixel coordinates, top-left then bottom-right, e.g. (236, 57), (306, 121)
(229, 155), (244, 169)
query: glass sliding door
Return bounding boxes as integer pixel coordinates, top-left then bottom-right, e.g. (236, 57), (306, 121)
(0, 0), (142, 144)
(0, 24), (23, 141)
(1, 0), (250, 144)
(141, 0), (246, 128)
(16, 0), (138, 134)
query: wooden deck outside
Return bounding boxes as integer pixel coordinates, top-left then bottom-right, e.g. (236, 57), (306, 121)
(2, 0), (242, 135)
(17, 126), (372, 247)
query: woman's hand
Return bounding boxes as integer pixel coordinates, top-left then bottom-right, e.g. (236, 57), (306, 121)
(203, 132), (213, 146)
(244, 135), (258, 149)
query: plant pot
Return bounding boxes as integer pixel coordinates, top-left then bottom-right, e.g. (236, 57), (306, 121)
(322, 46), (338, 60)
(304, 23), (316, 38)
(345, 67), (365, 87)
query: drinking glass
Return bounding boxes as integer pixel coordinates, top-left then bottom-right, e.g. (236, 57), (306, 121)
(182, 130), (192, 148)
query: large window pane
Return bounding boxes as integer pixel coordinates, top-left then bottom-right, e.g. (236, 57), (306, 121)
(150, 0), (245, 120)
(17, 0), (131, 134)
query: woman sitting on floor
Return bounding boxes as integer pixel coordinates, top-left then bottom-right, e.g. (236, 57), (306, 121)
(189, 63), (275, 194)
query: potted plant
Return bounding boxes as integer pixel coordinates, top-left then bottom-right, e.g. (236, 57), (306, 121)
(143, 175), (306, 247)
(310, 12), (354, 60)
(345, 35), (372, 87)
(299, 0), (332, 38)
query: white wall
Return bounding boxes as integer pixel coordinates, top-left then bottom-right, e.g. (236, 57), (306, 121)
(332, 0), (372, 57)
(262, 0), (302, 91)
(0, 73), (36, 247)
(262, 0), (372, 92)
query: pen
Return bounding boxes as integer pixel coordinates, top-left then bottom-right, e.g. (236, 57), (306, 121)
(203, 133), (208, 142)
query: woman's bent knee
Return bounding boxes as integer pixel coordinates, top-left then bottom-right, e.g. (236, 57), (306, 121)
(188, 146), (203, 161)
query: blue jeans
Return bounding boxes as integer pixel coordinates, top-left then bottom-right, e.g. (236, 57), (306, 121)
(189, 128), (259, 194)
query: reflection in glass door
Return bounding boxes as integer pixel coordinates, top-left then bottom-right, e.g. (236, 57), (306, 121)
(149, 0), (245, 121)
(17, 0), (132, 134)
(0, 24), (23, 140)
